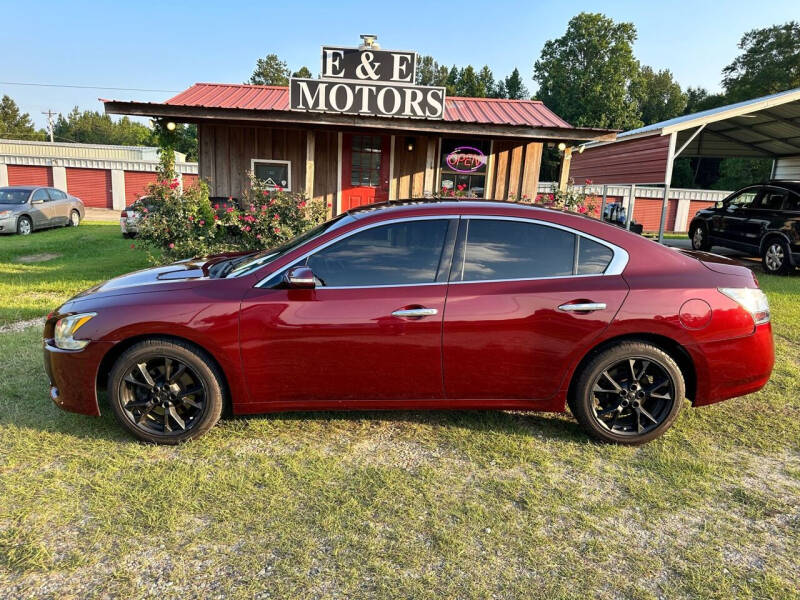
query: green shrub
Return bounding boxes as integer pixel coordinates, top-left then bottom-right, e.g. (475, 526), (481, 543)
(136, 173), (326, 262)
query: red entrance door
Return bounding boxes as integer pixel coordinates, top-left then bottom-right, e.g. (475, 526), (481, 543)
(341, 133), (390, 211)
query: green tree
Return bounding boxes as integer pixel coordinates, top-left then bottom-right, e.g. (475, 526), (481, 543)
(291, 66), (313, 79)
(446, 65), (459, 96)
(457, 66), (480, 97)
(630, 66), (687, 125)
(0, 95), (45, 140)
(683, 86), (727, 114)
(415, 55), (449, 87)
(53, 108), (154, 146)
(503, 68), (529, 100)
(249, 54), (290, 85)
(722, 21), (800, 101)
(534, 12), (642, 129)
(477, 66), (495, 98)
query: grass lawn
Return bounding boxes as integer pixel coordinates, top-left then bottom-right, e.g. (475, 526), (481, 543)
(0, 222), (152, 326)
(0, 225), (798, 599)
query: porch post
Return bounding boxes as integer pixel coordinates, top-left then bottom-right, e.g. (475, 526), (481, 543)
(558, 146), (572, 192)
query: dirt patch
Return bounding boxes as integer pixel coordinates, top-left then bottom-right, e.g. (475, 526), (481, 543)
(0, 317), (45, 334)
(13, 253), (61, 264)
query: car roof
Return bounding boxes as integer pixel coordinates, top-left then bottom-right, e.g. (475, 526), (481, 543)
(0, 185), (39, 191)
(767, 180), (800, 193)
(347, 198), (556, 219)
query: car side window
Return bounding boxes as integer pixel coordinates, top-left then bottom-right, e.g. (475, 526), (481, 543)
(786, 193), (800, 211)
(48, 189), (67, 200)
(31, 189), (50, 202)
(759, 190), (787, 210)
(456, 219), (576, 281)
(728, 189), (759, 208)
(306, 219), (451, 287)
(577, 237), (614, 275)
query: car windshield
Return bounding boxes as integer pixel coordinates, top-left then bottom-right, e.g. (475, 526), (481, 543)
(224, 213), (357, 278)
(0, 189), (30, 204)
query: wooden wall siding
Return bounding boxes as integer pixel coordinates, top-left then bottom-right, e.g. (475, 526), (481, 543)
(313, 131), (338, 212)
(487, 141), (542, 201)
(569, 134), (671, 185)
(393, 135), (430, 199)
(198, 124), (306, 198)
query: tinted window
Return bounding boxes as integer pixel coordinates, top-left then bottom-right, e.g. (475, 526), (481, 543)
(786, 193), (800, 211)
(307, 219), (450, 287)
(458, 219), (575, 281)
(578, 237), (614, 274)
(48, 189), (67, 200)
(759, 190), (787, 210)
(32, 189), (50, 202)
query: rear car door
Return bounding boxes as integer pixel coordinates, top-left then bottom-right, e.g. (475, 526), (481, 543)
(46, 188), (70, 225)
(239, 217), (457, 406)
(28, 188), (52, 228)
(442, 217), (629, 401)
(745, 187), (788, 245)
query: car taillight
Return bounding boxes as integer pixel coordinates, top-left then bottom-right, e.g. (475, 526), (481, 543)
(718, 288), (770, 325)
(120, 210), (128, 218)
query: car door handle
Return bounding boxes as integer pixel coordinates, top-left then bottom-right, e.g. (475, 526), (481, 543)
(391, 308), (438, 318)
(558, 302), (607, 312)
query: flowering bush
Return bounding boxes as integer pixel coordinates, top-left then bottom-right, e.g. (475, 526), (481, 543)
(136, 171), (326, 262)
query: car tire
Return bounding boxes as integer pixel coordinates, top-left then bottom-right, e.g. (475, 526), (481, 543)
(690, 223), (711, 251)
(108, 338), (225, 444)
(16, 216), (32, 236)
(569, 342), (685, 445)
(761, 237), (792, 276)
(69, 210), (81, 227)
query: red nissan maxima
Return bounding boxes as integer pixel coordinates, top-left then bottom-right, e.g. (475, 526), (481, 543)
(43, 200), (774, 445)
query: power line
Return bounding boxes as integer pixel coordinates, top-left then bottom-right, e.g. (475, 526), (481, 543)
(0, 81), (180, 93)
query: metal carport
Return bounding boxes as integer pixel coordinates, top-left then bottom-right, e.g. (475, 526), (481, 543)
(567, 87), (800, 241)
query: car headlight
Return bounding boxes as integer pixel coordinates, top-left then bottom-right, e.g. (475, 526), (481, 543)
(718, 288), (770, 325)
(54, 312), (96, 350)
(0, 210), (11, 218)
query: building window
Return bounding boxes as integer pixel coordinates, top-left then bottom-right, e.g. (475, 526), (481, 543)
(350, 135), (383, 187)
(439, 139), (490, 198)
(251, 159), (291, 191)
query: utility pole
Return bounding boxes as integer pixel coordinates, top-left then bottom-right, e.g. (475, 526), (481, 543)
(42, 109), (56, 143)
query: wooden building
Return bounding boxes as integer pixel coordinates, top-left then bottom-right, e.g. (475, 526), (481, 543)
(104, 39), (614, 215)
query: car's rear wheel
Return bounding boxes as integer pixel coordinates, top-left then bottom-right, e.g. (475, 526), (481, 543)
(570, 342), (685, 445)
(690, 223), (711, 251)
(69, 210), (80, 227)
(762, 238), (792, 276)
(108, 338), (224, 444)
(17, 216), (32, 235)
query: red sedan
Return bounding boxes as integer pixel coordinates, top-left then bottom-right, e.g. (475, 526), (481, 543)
(43, 200), (774, 445)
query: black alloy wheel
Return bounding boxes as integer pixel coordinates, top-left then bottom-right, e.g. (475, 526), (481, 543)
(570, 342), (684, 445)
(109, 339), (224, 444)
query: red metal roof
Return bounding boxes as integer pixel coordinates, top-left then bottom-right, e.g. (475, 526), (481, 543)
(162, 83), (573, 129)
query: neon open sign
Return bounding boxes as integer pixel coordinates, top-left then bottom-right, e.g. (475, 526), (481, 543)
(445, 146), (487, 173)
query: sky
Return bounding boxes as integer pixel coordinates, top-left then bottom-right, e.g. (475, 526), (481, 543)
(2, 0), (798, 129)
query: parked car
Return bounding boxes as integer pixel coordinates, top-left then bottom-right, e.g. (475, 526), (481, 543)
(0, 186), (85, 235)
(688, 180), (800, 275)
(120, 197), (153, 238)
(44, 200), (773, 445)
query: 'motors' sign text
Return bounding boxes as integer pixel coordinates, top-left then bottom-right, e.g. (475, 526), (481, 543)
(290, 45), (446, 119)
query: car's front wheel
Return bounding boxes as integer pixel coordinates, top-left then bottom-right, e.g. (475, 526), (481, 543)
(762, 238), (792, 276)
(569, 342), (685, 445)
(17, 216), (32, 235)
(690, 223), (711, 251)
(108, 338), (224, 444)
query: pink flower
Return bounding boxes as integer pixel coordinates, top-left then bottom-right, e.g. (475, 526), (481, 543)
(262, 190), (268, 196)
(274, 227), (280, 234)
(275, 186), (283, 192)
(269, 199), (276, 206)
(130, 243), (135, 249)
(199, 220), (205, 225)
(457, 184), (465, 191)
(213, 203), (219, 210)
(261, 205), (267, 211)
(273, 214), (279, 220)
(188, 215), (194, 221)
(245, 225), (251, 232)
(578, 206), (587, 214)
(142, 207), (148, 213)
(169, 181), (179, 190)
(298, 201), (306, 208)
(226, 206), (234, 213)
(250, 205), (256, 212)
(169, 243), (175, 249)
(585, 178), (593, 185)
(213, 215), (219, 221)
(228, 196), (233, 201)
(256, 234), (262, 240)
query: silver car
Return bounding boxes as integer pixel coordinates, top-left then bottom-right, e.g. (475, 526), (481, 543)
(0, 186), (85, 235)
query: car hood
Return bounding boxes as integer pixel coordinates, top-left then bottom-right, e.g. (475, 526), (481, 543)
(0, 203), (23, 211)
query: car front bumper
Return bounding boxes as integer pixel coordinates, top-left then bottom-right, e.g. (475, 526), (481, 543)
(43, 337), (114, 416)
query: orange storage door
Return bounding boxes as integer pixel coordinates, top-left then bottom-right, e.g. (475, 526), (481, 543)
(7, 165), (53, 186)
(66, 168), (112, 208)
(124, 171), (158, 205)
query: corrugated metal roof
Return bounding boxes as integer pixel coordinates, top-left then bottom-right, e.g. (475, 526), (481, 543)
(163, 83), (572, 129)
(0, 138), (189, 163)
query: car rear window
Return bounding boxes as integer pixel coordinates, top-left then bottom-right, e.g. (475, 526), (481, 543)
(577, 237), (614, 274)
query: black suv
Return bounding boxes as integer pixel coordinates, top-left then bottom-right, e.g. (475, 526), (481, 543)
(688, 180), (800, 275)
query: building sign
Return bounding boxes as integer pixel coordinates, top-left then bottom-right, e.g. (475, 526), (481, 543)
(290, 37), (446, 120)
(444, 145), (487, 173)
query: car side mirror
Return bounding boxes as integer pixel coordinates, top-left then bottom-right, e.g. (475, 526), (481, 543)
(284, 266), (316, 289)
(31, 199), (44, 205)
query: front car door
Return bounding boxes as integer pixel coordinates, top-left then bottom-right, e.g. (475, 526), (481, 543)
(744, 186), (788, 246)
(28, 188), (52, 228)
(442, 217), (629, 404)
(238, 217), (457, 410)
(714, 187), (762, 248)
